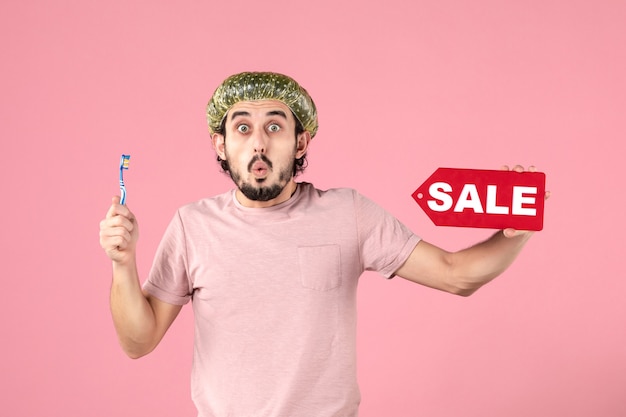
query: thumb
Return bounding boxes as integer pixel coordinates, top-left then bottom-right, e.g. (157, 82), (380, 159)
(503, 228), (518, 238)
(503, 228), (533, 239)
(106, 195), (132, 219)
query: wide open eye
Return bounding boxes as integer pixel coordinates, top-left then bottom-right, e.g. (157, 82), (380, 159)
(268, 123), (281, 133)
(237, 124), (250, 133)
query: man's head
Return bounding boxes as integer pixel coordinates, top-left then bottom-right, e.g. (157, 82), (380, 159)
(207, 72), (318, 206)
(207, 72), (318, 138)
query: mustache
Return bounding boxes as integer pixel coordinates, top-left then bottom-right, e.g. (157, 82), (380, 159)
(247, 154), (273, 172)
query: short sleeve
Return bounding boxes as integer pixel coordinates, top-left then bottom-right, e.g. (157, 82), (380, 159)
(143, 211), (193, 305)
(354, 191), (421, 278)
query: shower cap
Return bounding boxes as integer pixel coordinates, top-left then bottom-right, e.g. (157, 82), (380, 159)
(207, 72), (318, 138)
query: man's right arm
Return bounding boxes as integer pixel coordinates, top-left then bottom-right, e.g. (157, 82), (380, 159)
(100, 196), (182, 359)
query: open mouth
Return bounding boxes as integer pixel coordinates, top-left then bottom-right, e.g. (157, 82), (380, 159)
(248, 155), (273, 179)
(252, 161), (268, 177)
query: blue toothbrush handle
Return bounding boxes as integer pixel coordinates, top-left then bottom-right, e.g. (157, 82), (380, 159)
(120, 180), (127, 205)
(119, 154), (130, 205)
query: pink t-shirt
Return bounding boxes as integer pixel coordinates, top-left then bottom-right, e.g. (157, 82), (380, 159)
(144, 182), (420, 417)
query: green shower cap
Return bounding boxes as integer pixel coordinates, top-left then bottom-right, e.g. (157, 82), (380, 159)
(207, 72), (318, 138)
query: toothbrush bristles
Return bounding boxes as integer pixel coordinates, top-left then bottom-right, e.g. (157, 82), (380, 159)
(121, 154), (131, 169)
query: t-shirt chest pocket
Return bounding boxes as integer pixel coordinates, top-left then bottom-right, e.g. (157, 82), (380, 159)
(297, 244), (342, 291)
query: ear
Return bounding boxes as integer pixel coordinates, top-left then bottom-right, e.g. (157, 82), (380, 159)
(211, 133), (226, 160)
(295, 131), (312, 159)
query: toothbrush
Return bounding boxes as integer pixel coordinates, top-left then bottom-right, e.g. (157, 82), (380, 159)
(119, 154), (130, 205)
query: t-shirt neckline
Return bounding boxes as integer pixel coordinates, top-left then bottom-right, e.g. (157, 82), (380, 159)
(231, 182), (304, 214)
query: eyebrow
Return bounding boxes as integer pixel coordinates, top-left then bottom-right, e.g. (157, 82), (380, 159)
(266, 110), (288, 119)
(229, 110), (288, 121)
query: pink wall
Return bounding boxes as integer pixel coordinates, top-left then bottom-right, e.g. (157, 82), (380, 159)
(2, 0), (625, 416)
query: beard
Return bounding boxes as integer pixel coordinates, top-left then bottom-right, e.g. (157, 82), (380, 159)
(228, 153), (295, 202)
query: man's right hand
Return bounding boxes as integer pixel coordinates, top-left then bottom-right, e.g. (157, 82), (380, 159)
(99, 196), (139, 264)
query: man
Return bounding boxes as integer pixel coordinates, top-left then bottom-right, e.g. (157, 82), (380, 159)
(100, 72), (546, 416)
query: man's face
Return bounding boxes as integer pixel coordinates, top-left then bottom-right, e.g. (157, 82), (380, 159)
(212, 100), (310, 207)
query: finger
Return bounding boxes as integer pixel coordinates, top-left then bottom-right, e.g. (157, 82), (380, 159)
(100, 226), (132, 251)
(527, 165), (536, 173)
(101, 215), (135, 234)
(544, 190), (551, 201)
(512, 164), (524, 173)
(100, 222), (133, 242)
(112, 234), (129, 251)
(106, 234), (128, 251)
(500, 165), (510, 171)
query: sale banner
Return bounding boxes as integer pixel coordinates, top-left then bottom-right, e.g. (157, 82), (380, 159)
(412, 168), (546, 231)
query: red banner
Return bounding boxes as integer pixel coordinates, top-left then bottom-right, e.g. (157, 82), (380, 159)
(412, 168), (546, 231)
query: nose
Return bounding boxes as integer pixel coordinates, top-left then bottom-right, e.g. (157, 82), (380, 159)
(252, 129), (268, 154)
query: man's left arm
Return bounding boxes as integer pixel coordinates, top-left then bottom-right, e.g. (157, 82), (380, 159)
(394, 230), (533, 296)
(394, 165), (549, 296)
